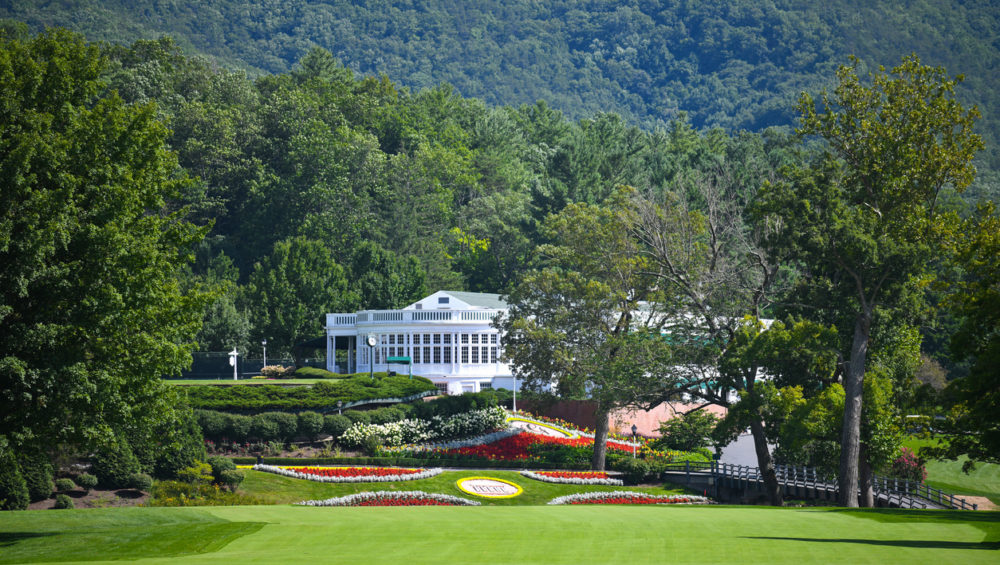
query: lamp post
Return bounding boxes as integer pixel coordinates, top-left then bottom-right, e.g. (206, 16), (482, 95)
(512, 375), (517, 413)
(337, 400), (343, 415)
(228, 348), (239, 381)
(631, 424), (638, 459)
(262, 339), (267, 369)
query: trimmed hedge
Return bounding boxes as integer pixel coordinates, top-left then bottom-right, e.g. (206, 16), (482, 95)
(0, 438), (29, 510)
(180, 374), (436, 412)
(91, 438), (142, 489)
(293, 367), (341, 379)
(18, 451), (54, 502)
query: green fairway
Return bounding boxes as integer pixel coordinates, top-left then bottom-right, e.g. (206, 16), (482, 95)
(903, 438), (1000, 504)
(1, 505), (996, 564)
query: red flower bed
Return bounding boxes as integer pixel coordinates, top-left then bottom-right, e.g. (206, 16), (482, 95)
(536, 471), (611, 480)
(358, 499), (455, 507)
(442, 433), (633, 461)
(288, 467), (424, 478)
(570, 496), (696, 505)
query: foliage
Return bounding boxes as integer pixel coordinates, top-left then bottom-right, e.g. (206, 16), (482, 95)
(890, 447), (928, 483)
(180, 375), (436, 412)
(929, 204), (1000, 468)
(18, 451), (53, 502)
(76, 473), (98, 492)
(54, 478), (76, 492)
(610, 458), (651, 485)
(53, 493), (74, 509)
(0, 437), (29, 510)
(176, 462), (214, 486)
(216, 469), (245, 492)
(261, 365), (295, 379)
(655, 410), (720, 452)
(758, 54), (982, 505)
(128, 473), (154, 492)
(148, 406), (207, 480)
(293, 367), (340, 379)
(296, 411), (324, 441)
(148, 480), (261, 506)
(245, 236), (358, 363)
(91, 437), (143, 489)
(322, 414), (353, 442)
(0, 29), (208, 467)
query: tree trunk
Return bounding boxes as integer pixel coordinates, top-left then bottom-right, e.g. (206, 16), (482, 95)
(838, 309), (872, 507)
(859, 443), (875, 508)
(591, 407), (610, 471)
(749, 417), (783, 506)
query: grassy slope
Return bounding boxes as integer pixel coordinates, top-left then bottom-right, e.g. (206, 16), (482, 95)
(903, 438), (1000, 504)
(165, 379), (334, 386)
(1, 505), (996, 564)
(239, 469), (695, 506)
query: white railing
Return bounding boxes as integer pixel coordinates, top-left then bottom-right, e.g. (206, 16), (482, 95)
(328, 309), (503, 327)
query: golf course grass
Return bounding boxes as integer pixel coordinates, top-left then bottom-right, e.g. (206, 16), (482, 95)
(1, 504), (996, 564)
(239, 468), (697, 506)
(903, 438), (1000, 504)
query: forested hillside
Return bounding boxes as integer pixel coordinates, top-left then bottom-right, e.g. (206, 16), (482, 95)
(3, 0), (999, 173)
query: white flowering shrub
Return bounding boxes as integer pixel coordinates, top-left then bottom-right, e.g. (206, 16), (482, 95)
(339, 406), (507, 449)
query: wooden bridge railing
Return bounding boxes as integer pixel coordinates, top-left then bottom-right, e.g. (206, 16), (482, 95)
(660, 461), (977, 510)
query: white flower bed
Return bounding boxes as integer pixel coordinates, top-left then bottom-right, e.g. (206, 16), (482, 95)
(252, 464), (443, 483)
(383, 428), (523, 454)
(296, 491), (481, 506)
(547, 491), (710, 505)
(340, 406), (508, 449)
(520, 470), (623, 486)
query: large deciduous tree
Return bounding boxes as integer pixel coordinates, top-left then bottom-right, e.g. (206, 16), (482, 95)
(0, 29), (208, 454)
(757, 55), (982, 506)
(499, 189), (679, 470)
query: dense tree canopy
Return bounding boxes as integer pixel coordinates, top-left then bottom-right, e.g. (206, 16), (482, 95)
(0, 29), (207, 454)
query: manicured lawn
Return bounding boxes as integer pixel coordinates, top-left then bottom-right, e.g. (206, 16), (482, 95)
(1, 505), (996, 564)
(240, 469), (695, 506)
(903, 438), (1000, 504)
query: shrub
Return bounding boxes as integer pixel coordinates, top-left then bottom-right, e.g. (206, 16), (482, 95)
(217, 469), (245, 492)
(226, 414), (253, 442)
(261, 365), (294, 378)
(76, 473), (98, 492)
(890, 447), (927, 483)
(54, 494), (74, 509)
(344, 410), (371, 425)
(196, 409), (229, 441)
(294, 367), (339, 379)
(323, 414), (352, 441)
(207, 456), (236, 479)
(153, 409), (206, 479)
(612, 458), (651, 485)
(0, 438), (29, 510)
(55, 478), (77, 492)
(263, 412), (298, 441)
(655, 410), (719, 452)
(128, 473), (153, 492)
(18, 451), (54, 502)
(91, 437), (142, 489)
(149, 480), (260, 507)
(176, 461), (214, 485)
(250, 414), (281, 442)
(297, 411), (324, 440)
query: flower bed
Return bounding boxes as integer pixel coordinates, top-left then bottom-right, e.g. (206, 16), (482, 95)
(520, 470), (623, 486)
(252, 464), (442, 483)
(437, 432), (635, 461)
(548, 491), (710, 505)
(297, 491), (480, 507)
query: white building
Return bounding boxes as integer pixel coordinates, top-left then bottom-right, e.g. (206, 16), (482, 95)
(325, 290), (516, 395)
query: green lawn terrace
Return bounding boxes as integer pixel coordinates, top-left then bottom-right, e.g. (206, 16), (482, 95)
(1, 505), (997, 564)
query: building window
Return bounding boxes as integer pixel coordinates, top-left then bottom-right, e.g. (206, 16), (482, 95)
(423, 334), (431, 345)
(397, 334), (403, 345)
(444, 333), (451, 345)
(433, 334), (441, 344)
(471, 347), (479, 364)
(438, 296), (449, 304)
(435, 383), (448, 394)
(461, 346), (469, 364)
(389, 334), (395, 345)
(490, 347), (497, 364)
(443, 346), (452, 364)
(471, 334), (479, 345)
(490, 334), (498, 344)
(461, 334), (469, 345)
(433, 347), (441, 364)
(480, 382), (492, 390)
(421, 347), (428, 364)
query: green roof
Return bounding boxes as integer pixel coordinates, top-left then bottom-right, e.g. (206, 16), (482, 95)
(441, 291), (507, 309)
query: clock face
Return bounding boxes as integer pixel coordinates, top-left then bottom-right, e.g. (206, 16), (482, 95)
(367, 335), (377, 347)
